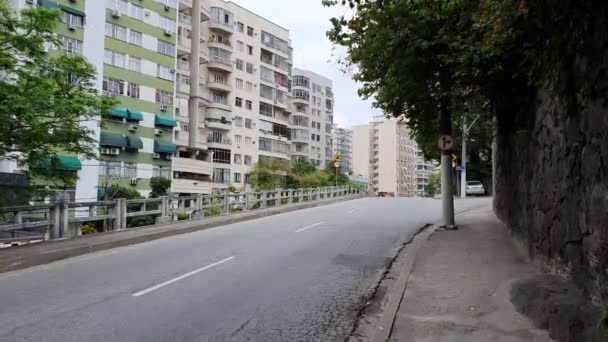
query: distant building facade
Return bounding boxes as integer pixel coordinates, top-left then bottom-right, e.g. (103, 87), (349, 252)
(333, 127), (352, 172)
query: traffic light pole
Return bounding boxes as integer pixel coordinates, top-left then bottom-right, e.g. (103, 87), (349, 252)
(460, 115), (480, 199)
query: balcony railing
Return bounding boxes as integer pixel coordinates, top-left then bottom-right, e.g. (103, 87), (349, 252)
(209, 55), (232, 67)
(209, 38), (232, 48)
(179, 14), (192, 25)
(207, 135), (232, 145)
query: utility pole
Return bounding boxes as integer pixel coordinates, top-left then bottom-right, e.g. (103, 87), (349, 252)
(460, 114), (480, 199)
(439, 106), (455, 228)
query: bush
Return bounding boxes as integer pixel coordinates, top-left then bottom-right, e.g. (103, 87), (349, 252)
(127, 215), (156, 228)
(80, 223), (96, 235)
(204, 206), (222, 217)
(176, 212), (191, 221)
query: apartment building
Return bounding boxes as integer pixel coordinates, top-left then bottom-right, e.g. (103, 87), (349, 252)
(291, 68), (334, 168)
(333, 127), (353, 173)
(3, 0), (181, 200)
(352, 116), (418, 197)
(415, 152), (437, 196)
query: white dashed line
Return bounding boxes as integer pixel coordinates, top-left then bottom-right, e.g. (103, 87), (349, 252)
(345, 208), (357, 214)
(132, 256), (235, 297)
(295, 222), (325, 233)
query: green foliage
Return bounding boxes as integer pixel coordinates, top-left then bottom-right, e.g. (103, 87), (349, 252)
(227, 184), (240, 193)
(248, 159), (351, 190)
(149, 177), (171, 198)
(0, 3), (115, 185)
(127, 215), (155, 228)
(324, 0), (602, 166)
(426, 171), (441, 197)
(204, 206), (222, 217)
(176, 212), (190, 221)
(80, 223), (96, 235)
(248, 161), (288, 191)
(107, 185), (142, 200)
(291, 159), (317, 176)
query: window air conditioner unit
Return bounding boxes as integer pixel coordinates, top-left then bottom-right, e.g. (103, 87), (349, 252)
(111, 10), (121, 18)
(153, 153), (161, 159)
(170, 68), (175, 74)
(128, 124), (139, 132)
(165, 154), (173, 160)
(110, 148), (121, 155)
(144, 10), (151, 16)
(130, 178), (139, 185)
(164, 5), (170, 11)
(164, 30), (172, 37)
(25, 0), (34, 4)
(160, 104), (168, 111)
(155, 129), (163, 135)
(68, 23), (76, 31)
(100, 147), (111, 155)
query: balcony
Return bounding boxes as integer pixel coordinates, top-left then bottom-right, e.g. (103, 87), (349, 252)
(208, 18), (234, 34)
(205, 119), (232, 130)
(207, 135), (232, 148)
(292, 96), (309, 105)
(177, 60), (190, 75)
(177, 36), (191, 52)
(173, 178), (212, 194)
(179, 13), (192, 27)
(291, 146), (309, 157)
(208, 38), (232, 52)
(173, 157), (212, 176)
(207, 55), (233, 72)
(207, 78), (232, 92)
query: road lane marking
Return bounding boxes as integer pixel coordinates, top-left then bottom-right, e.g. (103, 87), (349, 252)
(345, 208), (357, 214)
(132, 256), (235, 297)
(295, 222), (325, 233)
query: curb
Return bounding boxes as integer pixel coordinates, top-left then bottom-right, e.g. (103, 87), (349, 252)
(0, 195), (367, 274)
(369, 224), (439, 342)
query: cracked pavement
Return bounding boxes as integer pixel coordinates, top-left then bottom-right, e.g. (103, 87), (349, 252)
(0, 197), (488, 342)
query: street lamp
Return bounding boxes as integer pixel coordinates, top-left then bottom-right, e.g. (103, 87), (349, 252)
(460, 115), (480, 199)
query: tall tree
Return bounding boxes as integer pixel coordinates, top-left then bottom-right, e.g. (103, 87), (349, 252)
(0, 2), (114, 187)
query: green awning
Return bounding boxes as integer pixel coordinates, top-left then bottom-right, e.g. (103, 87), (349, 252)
(59, 4), (86, 17)
(37, 0), (59, 9)
(127, 109), (143, 121)
(36, 155), (82, 171)
(154, 141), (177, 154)
(155, 114), (177, 128)
(100, 132), (126, 147)
(111, 107), (128, 118)
(126, 136), (143, 150)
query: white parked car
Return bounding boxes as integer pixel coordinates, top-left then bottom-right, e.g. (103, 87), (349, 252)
(466, 181), (485, 196)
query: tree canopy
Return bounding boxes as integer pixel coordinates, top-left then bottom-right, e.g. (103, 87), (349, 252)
(323, 0), (606, 159)
(0, 2), (114, 185)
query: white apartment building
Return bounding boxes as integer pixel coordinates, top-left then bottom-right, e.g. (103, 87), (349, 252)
(415, 152), (437, 196)
(352, 116), (418, 197)
(174, 0), (293, 194)
(291, 68), (334, 168)
(333, 127), (353, 173)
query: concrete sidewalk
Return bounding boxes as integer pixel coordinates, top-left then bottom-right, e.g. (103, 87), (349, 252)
(390, 206), (553, 342)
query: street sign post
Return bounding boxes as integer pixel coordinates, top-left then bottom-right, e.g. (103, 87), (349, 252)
(334, 161), (340, 186)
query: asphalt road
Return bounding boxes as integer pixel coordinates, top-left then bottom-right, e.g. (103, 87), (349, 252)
(0, 197), (489, 342)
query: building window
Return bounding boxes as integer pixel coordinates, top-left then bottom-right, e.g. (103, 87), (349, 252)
(235, 97), (242, 107)
(244, 137), (252, 145)
(105, 23), (127, 41)
(59, 36), (83, 55)
(247, 45), (253, 55)
(236, 78), (244, 89)
(104, 49), (125, 68)
(99, 161), (122, 177)
(212, 168), (231, 184)
(245, 118), (252, 128)
(234, 173), (242, 183)
(103, 77), (124, 95)
(155, 90), (173, 105)
(61, 11), (84, 28)
(246, 62), (254, 74)
(234, 116), (243, 127)
(317, 135), (321, 142)
(311, 120), (316, 129)
(246, 82), (253, 93)
(236, 59), (244, 71)
(128, 56), (141, 72)
(157, 40), (175, 56)
(237, 40), (244, 52)
(124, 162), (137, 178)
(107, 0), (128, 14)
(237, 22), (244, 33)
(127, 82), (139, 98)
(247, 26), (254, 36)
(124, 30), (140, 45)
(211, 91), (227, 104)
(235, 135), (242, 144)
(159, 16), (176, 34)
(245, 100), (252, 110)
(130, 4), (144, 20)
(233, 154), (242, 164)
(293, 75), (310, 88)
(209, 148), (231, 164)
(157, 65), (173, 80)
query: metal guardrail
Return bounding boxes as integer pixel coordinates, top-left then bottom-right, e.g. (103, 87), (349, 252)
(0, 186), (362, 243)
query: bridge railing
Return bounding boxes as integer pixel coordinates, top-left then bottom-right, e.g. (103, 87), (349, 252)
(0, 186), (363, 242)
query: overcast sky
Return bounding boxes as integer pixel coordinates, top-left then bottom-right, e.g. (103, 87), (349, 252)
(232, 0), (383, 129)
